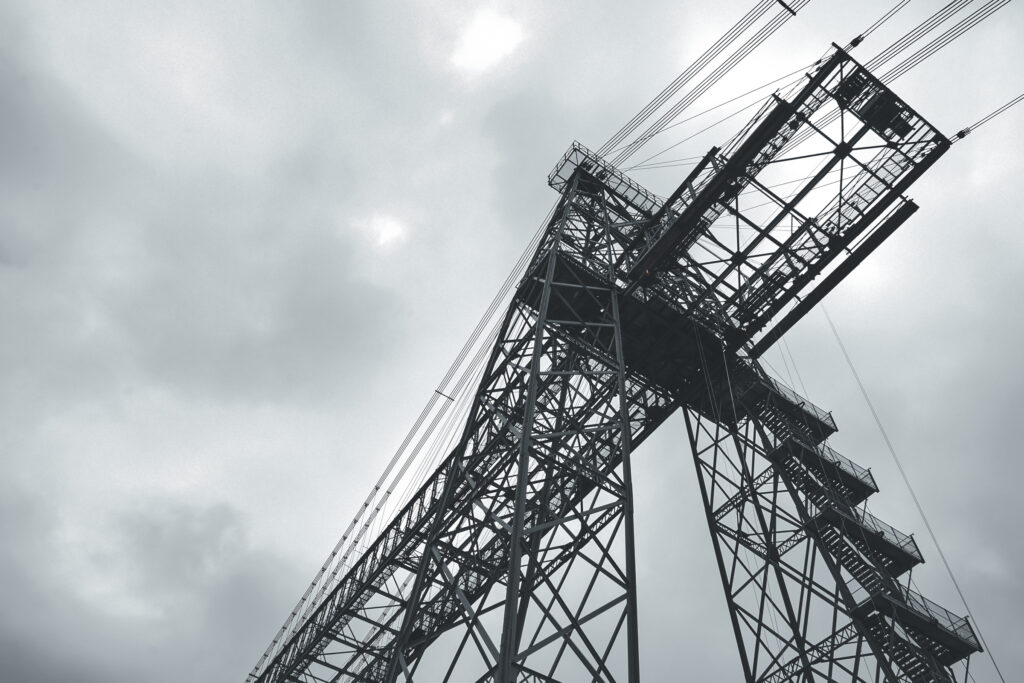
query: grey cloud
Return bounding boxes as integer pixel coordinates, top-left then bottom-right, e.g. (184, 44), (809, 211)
(0, 24), (409, 407)
(1, 0), (1022, 681)
(99, 179), (408, 404)
(0, 489), (299, 683)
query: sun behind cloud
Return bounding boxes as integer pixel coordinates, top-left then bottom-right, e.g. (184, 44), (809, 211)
(450, 9), (524, 74)
(356, 212), (408, 249)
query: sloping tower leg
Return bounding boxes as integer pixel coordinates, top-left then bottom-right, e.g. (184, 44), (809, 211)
(683, 360), (969, 682)
(373, 175), (668, 682)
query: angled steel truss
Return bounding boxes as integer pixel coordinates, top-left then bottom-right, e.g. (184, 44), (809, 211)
(252, 46), (982, 682)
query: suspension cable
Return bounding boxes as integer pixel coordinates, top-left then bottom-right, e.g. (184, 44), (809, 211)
(821, 306), (1007, 683)
(250, 202), (557, 677)
(868, 0), (971, 70)
(780, 0), (1008, 155)
(852, 0), (913, 46)
(954, 91), (1024, 140)
(881, 0), (1010, 82)
(598, 0), (778, 157)
(612, 0), (812, 165)
(617, 0), (923, 171)
(623, 65), (812, 170)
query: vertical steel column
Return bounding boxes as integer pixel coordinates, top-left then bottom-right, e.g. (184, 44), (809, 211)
(495, 203), (566, 683)
(610, 291), (640, 683)
(381, 287), (527, 683)
(683, 407), (756, 683)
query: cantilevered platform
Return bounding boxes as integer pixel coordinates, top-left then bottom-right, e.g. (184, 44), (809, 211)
(853, 585), (982, 667)
(767, 436), (876, 504)
(814, 506), (923, 578)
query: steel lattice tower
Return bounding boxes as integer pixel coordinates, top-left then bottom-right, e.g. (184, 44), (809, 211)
(251, 46), (983, 683)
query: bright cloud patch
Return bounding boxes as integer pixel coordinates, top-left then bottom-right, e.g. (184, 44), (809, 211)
(356, 213), (408, 249)
(451, 10), (524, 74)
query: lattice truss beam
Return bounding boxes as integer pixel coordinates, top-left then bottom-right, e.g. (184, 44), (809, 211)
(253, 46), (982, 683)
(259, 174), (676, 683)
(621, 47), (949, 353)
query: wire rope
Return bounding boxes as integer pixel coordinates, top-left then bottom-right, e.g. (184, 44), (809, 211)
(856, 0), (914, 44)
(881, 0), (1009, 83)
(821, 306), (1007, 683)
(609, 63), (813, 162)
(252, 202), (558, 676)
(624, 67), (812, 171)
(610, 0), (910, 168)
(780, 0), (1008, 156)
(598, 0), (778, 157)
(612, 0), (812, 166)
(614, 0), (918, 174)
(954, 90), (1024, 140)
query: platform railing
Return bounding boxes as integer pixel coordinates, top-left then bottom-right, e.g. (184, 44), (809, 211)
(850, 580), (980, 650)
(897, 584), (980, 648)
(547, 141), (663, 215)
(760, 373), (837, 432)
(826, 504), (921, 559)
(854, 508), (920, 557)
(815, 441), (873, 486)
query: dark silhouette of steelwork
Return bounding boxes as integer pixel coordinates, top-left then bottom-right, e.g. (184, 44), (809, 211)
(251, 46), (982, 682)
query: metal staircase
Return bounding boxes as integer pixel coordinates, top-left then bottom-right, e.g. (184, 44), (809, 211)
(748, 378), (982, 682)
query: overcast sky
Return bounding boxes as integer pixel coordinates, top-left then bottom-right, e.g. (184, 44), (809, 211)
(1, 1), (1021, 681)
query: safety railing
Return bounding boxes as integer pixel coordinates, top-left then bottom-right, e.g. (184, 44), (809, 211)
(897, 584), (980, 649)
(825, 504), (921, 560)
(854, 508), (921, 558)
(760, 373), (837, 433)
(547, 141), (663, 215)
(850, 581), (980, 651)
(814, 441), (873, 487)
